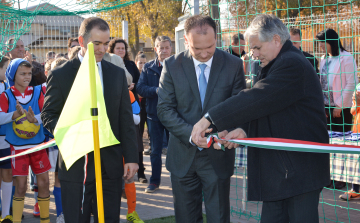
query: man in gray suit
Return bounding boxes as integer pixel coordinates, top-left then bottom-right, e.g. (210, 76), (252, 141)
(157, 15), (246, 222)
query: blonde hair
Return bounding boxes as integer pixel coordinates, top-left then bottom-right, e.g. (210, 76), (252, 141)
(51, 58), (68, 70)
(44, 59), (55, 72)
(69, 46), (81, 60)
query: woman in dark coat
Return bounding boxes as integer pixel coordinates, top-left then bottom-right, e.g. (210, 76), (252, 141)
(107, 39), (146, 182)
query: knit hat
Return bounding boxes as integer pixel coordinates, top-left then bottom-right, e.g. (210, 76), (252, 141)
(5, 58), (28, 87)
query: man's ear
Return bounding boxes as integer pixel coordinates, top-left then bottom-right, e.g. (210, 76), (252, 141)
(273, 35), (281, 46)
(78, 36), (85, 47)
(154, 46), (157, 54)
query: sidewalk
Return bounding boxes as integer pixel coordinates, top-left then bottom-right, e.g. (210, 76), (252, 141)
(20, 136), (360, 223)
(21, 154), (251, 223)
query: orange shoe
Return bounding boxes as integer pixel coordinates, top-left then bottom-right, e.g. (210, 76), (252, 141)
(33, 202), (40, 217)
(339, 190), (360, 200)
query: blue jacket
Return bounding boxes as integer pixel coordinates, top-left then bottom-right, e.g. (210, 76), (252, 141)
(137, 58), (162, 122)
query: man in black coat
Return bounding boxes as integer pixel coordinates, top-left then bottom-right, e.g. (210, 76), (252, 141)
(192, 14), (330, 222)
(41, 17), (139, 223)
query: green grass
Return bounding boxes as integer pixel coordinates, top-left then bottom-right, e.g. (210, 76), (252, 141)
(145, 214), (207, 223)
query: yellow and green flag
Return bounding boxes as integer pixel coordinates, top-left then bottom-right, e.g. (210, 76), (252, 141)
(54, 48), (119, 170)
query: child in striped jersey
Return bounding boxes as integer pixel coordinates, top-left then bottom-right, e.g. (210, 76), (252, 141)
(0, 59), (51, 223)
(0, 56), (14, 222)
(28, 59), (55, 218)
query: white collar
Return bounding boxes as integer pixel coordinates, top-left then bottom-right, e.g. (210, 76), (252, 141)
(192, 56), (213, 69)
(78, 51), (102, 67)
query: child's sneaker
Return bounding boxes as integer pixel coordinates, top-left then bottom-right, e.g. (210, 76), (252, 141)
(33, 202), (40, 217)
(1, 215), (13, 223)
(339, 190), (360, 200)
(56, 213), (65, 223)
(126, 211), (144, 223)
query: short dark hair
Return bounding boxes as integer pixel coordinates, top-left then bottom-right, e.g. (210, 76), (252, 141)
(18, 61), (32, 69)
(289, 27), (301, 39)
(46, 51), (55, 58)
(68, 37), (79, 48)
(55, 53), (65, 59)
(0, 56), (10, 69)
(107, 38), (130, 61)
(184, 15), (217, 37)
(316, 28), (346, 56)
(79, 17), (109, 41)
(135, 51), (146, 63)
(231, 33), (244, 44)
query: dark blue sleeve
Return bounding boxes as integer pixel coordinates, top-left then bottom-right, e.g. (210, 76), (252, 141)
(136, 67), (158, 98)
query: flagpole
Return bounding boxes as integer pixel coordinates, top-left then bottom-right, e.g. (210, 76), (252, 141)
(88, 42), (105, 223)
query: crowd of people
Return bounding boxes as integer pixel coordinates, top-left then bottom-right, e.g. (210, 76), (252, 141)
(0, 13), (358, 223)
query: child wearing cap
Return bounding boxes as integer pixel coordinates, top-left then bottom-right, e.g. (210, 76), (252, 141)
(0, 58), (50, 223)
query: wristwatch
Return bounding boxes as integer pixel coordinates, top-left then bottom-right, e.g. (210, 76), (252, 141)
(204, 112), (213, 124)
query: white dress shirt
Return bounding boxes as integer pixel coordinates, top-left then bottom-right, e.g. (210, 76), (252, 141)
(192, 56), (213, 87)
(78, 51), (104, 89)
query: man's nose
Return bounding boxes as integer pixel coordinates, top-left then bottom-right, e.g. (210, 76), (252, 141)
(201, 51), (207, 58)
(99, 45), (106, 53)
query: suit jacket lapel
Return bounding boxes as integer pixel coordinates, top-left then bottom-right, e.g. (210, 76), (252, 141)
(182, 50), (202, 110)
(100, 60), (112, 106)
(203, 49), (223, 110)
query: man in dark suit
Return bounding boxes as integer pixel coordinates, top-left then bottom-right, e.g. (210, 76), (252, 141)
(289, 27), (319, 74)
(192, 14), (330, 222)
(225, 32), (246, 58)
(41, 17), (139, 223)
(157, 15), (246, 222)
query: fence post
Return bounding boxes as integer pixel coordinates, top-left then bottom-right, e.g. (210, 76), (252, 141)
(122, 20), (128, 42)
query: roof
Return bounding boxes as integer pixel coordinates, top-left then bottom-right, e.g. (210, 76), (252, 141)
(26, 3), (84, 26)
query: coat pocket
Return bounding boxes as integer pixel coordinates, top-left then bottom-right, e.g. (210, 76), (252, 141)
(276, 150), (294, 179)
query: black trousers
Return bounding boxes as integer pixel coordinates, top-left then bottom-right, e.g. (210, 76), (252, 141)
(171, 150), (231, 223)
(60, 174), (122, 223)
(260, 188), (322, 223)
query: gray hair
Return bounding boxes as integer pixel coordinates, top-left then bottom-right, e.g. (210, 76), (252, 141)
(155, 36), (172, 48)
(244, 14), (290, 45)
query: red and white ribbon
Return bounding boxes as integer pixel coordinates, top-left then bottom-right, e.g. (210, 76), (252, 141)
(207, 134), (360, 154)
(0, 139), (56, 161)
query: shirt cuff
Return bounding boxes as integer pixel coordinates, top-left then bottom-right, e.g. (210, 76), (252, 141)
(34, 114), (42, 126)
(133, 114), (140, 125)
(189, 135), (196, 146)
